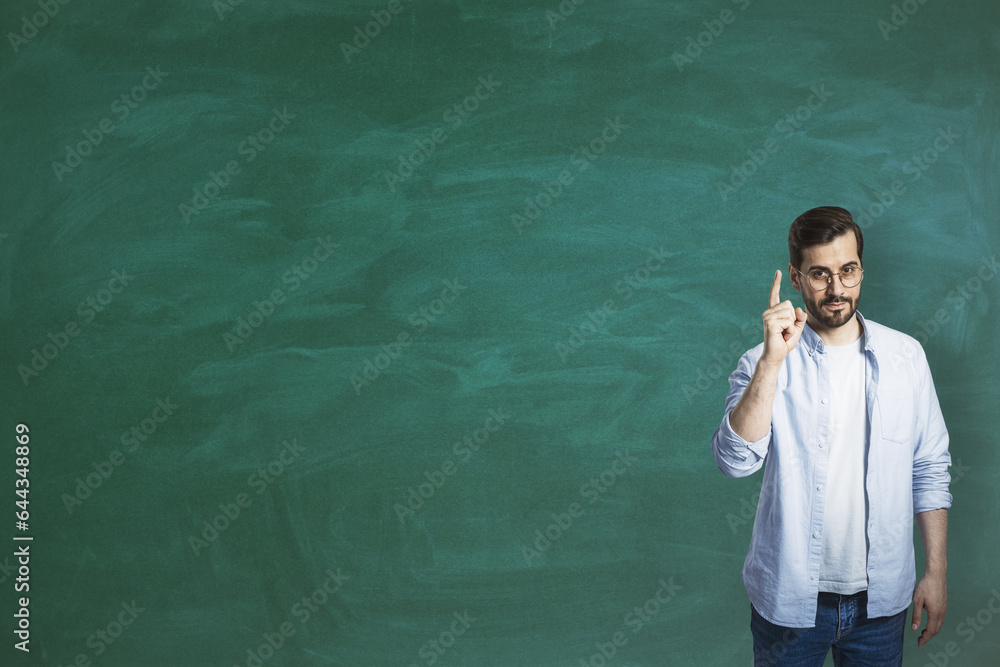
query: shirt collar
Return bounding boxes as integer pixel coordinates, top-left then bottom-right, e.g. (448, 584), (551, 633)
(800, 310), (873, 354)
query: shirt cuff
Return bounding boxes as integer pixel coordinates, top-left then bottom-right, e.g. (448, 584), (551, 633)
(719, 411), (771, 463)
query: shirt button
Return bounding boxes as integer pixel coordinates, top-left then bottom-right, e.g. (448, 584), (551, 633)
(818, 443), (825, 449)
(821, 398), (828, 405)
(810, 575), (817, 581)
(816, 484), (823, 491)
(813, 531), (820, 538)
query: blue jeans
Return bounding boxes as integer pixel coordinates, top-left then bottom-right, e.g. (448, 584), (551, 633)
(750, 591), (907, 666)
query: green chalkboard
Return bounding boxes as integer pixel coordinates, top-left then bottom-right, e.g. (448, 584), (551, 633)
(1, 0), (998, 665)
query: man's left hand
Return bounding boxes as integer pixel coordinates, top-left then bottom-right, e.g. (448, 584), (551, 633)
(912, 572), (948, 647)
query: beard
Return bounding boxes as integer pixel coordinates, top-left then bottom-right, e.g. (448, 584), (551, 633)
(804, 292), (859, 329)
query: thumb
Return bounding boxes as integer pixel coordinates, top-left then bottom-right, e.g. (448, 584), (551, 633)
(794, 307), (807, 327)
(911, 598), (923, 631)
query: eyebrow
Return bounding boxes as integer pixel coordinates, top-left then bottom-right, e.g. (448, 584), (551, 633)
(805, 260), (861, 272)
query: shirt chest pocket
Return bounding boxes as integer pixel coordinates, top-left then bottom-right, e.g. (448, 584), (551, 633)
(877, 395), (916, 445)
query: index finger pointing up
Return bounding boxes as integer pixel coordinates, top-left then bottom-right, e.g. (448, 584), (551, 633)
(769, 270), (782, 308)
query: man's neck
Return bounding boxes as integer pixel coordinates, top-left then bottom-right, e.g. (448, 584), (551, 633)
(810, 314), (863, 347)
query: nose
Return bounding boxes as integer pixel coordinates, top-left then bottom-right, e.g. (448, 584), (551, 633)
(825, 277), (848, 299)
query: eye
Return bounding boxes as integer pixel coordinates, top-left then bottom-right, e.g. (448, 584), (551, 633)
(810, 270), (829, 280)
(841, 267), (857, 276)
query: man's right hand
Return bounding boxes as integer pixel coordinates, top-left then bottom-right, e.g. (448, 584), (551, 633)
(761, 270), (807, 366)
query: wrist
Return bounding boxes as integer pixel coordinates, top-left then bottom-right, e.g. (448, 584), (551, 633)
(924, 564), (948, 578)
(755, 358), (783, 375)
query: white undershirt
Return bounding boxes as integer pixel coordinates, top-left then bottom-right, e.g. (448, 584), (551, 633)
(818, 333), (869, 594)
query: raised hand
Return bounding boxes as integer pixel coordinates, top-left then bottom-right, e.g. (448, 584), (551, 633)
(761, 270), (807, 367)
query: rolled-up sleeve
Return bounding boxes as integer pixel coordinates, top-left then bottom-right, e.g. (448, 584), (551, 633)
(911, 347), (952, 514)
(711, 349), (772, 478)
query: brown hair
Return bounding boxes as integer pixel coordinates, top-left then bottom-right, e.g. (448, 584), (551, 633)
(788, 206), (864, 269)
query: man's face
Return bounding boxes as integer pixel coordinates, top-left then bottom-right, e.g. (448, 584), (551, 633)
(789, 231), (862, 330)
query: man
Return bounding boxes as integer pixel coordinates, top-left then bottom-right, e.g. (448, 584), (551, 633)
(711, 206), (952, 665)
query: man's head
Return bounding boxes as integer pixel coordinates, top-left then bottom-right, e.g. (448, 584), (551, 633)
(788, 206), (864, 331)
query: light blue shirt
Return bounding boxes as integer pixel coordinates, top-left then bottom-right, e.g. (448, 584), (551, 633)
(712, 311), (952, 627)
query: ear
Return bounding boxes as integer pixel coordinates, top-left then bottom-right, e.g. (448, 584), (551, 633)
(788, 263), (802, 292)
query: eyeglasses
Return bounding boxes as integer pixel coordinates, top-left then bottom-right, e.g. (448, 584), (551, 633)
(797, 266), (864, 291)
